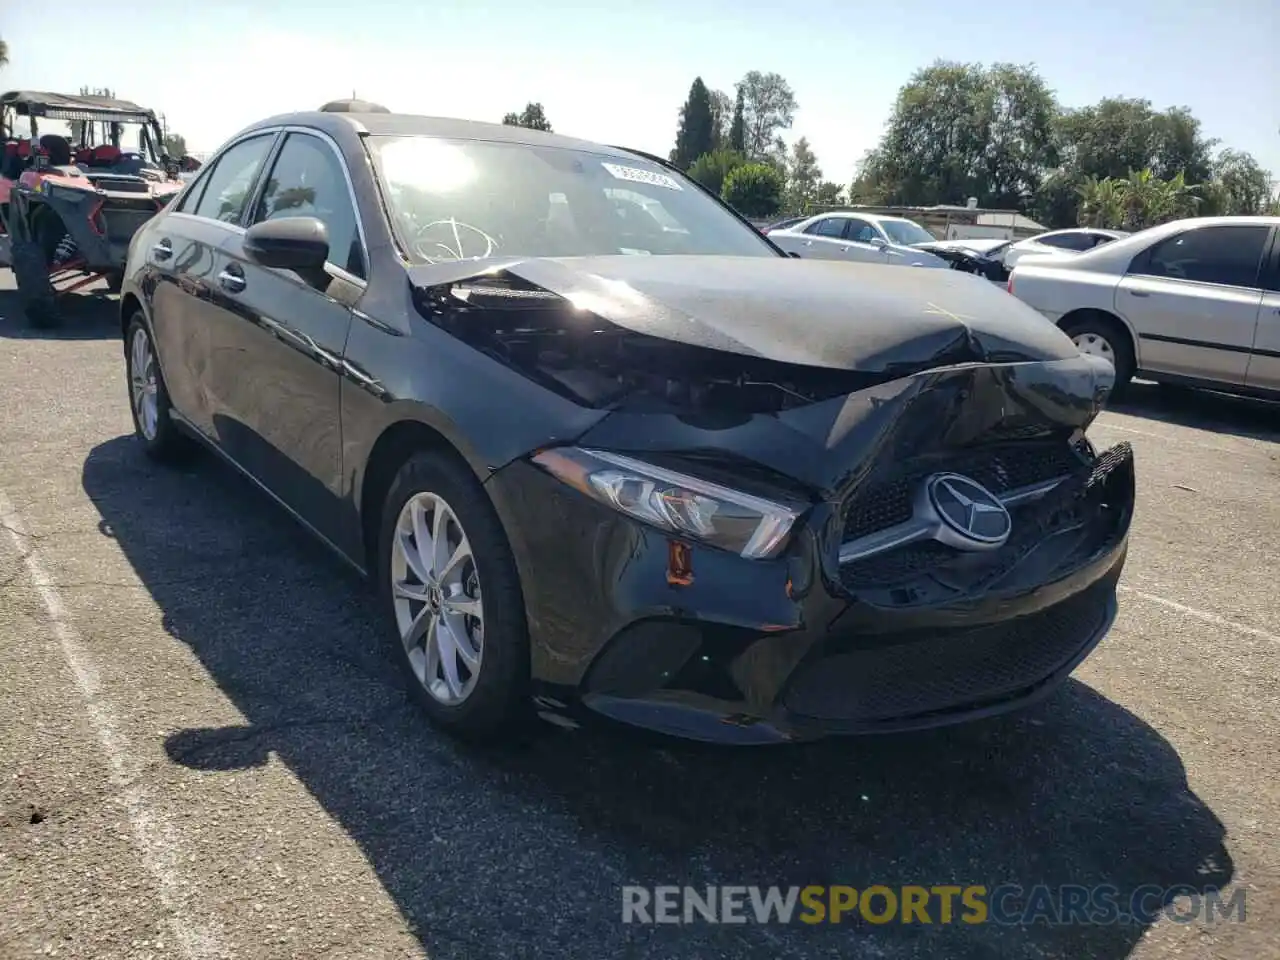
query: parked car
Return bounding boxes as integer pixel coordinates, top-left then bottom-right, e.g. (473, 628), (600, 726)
(913, 237), (1015, 282)
(766, 211), (949, 268)
(1008, 216), (1280, 397)
(1002, 228), (1129, 272)
(120, 104), (1135, 744)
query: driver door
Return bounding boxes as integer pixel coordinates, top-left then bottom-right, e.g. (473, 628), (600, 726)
(211, 131), (364, 544)
(842, 217), (892, 263)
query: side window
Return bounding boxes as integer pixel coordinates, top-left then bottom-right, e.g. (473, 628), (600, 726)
(804, 217), (847, 239)
(252, 132), (364, 279)
(846, 219), (879, 243)
(1130, 226), (1270, 289)
(190, 135), (275, 225)
(1038, 232), (1093, 251)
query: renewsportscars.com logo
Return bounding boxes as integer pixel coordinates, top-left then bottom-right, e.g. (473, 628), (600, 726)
(621, 885), (1247, 926)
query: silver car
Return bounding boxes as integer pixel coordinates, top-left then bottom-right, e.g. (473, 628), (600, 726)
(1008, 216), (1280, 398)
(768, 212), (948, 268)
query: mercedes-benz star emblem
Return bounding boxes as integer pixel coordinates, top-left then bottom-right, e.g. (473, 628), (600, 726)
(926, 473), (1012, 546)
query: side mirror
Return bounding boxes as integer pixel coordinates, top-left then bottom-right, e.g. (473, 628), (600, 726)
(244, 216), (329, 271)
(869, 237), (888, 248)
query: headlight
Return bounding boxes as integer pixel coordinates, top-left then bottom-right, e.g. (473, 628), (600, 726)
(530, 447), (801, 560)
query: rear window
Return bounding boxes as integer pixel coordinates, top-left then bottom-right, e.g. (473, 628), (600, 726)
(368, 135), (779, 263)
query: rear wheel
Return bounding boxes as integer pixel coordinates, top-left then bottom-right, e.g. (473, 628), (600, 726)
(125, 314), (190, 462)
(377, 451), (531, 742)
(1061, 313), (1135, 396)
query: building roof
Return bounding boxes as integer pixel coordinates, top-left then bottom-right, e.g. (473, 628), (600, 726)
(975, 212), (1046, 231)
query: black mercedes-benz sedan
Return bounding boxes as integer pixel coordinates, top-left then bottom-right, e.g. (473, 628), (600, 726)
(118, 103), (1135, 744)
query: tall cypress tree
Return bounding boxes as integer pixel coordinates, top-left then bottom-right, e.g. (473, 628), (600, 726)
(671, 78), (715, 170)
(729, 87), (747, 154)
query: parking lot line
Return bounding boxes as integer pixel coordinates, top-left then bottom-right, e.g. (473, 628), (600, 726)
(0, 487), (226, 960)
(1095, 419), (1274, 457)
(1118, 584), (1279, 645)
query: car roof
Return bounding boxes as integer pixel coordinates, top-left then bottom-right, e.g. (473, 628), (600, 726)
(1017, 216), (1280, 274)
(231, 109), (643, 161)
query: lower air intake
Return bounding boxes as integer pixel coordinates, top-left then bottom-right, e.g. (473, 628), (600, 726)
(781, 581), (1113, 724)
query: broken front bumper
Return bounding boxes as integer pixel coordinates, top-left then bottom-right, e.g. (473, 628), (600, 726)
(484, 440), (1135, 744)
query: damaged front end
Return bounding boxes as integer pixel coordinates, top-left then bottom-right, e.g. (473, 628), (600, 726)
(411, 270), (890, 416)
(409, 256), (1132, 740)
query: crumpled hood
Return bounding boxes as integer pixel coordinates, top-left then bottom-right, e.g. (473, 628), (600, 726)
(410, 254), (1078, 374)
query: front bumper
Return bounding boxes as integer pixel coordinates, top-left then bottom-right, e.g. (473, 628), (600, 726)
(484, 441), (1135, 744)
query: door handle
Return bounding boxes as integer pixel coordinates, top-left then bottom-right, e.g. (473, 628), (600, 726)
(1127, 289), (1150, 298)
(152, 239), (172, 261)
(217, 268), (246, 293)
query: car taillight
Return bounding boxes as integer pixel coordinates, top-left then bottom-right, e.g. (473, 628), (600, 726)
(1006, 275), (1014, 295)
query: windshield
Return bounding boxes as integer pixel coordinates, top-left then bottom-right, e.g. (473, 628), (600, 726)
(879, 218), (935, 246)
(369, 135), (780, 263)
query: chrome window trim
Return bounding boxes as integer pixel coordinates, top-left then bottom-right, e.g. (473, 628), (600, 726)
(173, 124), (371, 286)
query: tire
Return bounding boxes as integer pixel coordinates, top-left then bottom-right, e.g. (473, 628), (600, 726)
(377, 450), (531, 742)
(9, 234), (58, 328)
(1061, 313), (1135, 396)
(124, 314), (190, 462)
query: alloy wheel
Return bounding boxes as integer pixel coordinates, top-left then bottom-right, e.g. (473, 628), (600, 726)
(390, 491), (485, 705)
(1072, 331), (1115, 367)
(129, 326), (160, 440)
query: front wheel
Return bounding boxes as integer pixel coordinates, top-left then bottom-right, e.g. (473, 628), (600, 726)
(9, 234), (58, 328)
(377, 451), (531, 741)
(125, 314), (190, 462)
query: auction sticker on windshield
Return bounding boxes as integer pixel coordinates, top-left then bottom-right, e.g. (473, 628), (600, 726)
(602, 163), (683, 191)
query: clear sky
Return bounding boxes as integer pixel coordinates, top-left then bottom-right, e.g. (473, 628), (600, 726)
(3, 0), (1277, 186)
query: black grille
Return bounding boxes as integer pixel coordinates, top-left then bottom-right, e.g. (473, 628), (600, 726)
(782, 581), (1112, 723)
(842, 442), (1080, 542)
(840, 442), (1133, 591)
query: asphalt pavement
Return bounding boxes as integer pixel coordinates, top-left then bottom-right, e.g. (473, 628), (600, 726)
(1, 278), (1277, 960)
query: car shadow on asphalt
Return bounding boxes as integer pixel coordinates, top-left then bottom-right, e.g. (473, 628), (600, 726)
(0, 287), (120, 340)
(1110, 381), (1280, 444)
(82, 434), (1233, 960)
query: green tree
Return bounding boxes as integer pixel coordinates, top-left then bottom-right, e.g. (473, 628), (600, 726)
(814, 181), (845, 206)
(1076, 169), (1201, 230)
(1048, 98), (1217, 225)
(501, 102), (552, 132)
(670, 77), (716, 170)
(737, 71), (797, 159)
(163, 133), (188, 158)
(687, 148), (747, 196)
(1202, 149), (1273, 215)
(728, 88), (746, 153)
(708, 89), (733, 147)
(786, 136), (822, 211)
(1056, 99), (1215, 185)
(721, 162), (784, 217)
(0, 37), (9, 68)
(848, 149), (890, 204)
(868, 60), (1057, 208)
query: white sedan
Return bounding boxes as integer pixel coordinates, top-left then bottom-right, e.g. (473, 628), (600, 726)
(1001, 228), (1129, 271)
(767, 212), (948, 268)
